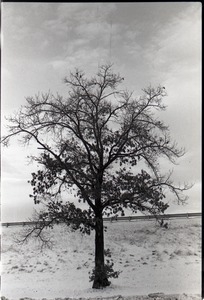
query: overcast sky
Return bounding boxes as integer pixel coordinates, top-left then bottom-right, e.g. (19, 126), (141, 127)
(1, 2), (201, 222)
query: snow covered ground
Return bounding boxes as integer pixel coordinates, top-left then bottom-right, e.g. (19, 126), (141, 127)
(1, 217), (201, 299)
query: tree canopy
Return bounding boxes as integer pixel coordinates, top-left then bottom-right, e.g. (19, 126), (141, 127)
(2, 64), (190, 288)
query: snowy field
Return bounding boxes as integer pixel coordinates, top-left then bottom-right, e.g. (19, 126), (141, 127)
(1, 217), (201, 300)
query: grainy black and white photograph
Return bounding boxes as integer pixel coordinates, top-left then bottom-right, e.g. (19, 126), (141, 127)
(1, 2), (201, 300)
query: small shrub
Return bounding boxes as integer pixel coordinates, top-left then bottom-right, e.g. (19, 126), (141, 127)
(104, 248), (112, 257)
(11, 265), (18, 270)
(89, 248), (121, 282)
(89, 259), (121, 282)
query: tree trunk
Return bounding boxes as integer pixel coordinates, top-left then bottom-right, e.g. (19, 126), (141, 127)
(92, 213), (110, 289)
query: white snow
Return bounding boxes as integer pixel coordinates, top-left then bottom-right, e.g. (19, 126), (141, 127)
(1, 217), (201, 299)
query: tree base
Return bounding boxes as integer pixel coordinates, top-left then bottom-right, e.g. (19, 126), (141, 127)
(92, 277), (111, 289)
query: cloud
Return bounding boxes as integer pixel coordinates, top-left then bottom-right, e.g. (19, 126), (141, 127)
(57, 3), (116, 22)
(145, 3), (201, 75)
(42, 18), (69, 38)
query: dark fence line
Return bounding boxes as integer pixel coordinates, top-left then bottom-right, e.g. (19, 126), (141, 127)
(1, 212), (201, 227)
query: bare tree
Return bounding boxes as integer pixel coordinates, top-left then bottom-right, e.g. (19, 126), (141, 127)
(2, 64), (190, 288)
